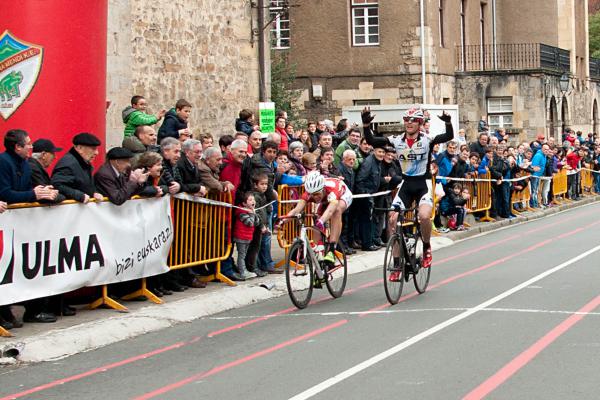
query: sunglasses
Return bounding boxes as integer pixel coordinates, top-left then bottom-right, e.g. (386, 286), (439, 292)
(403, 117), (423, 124)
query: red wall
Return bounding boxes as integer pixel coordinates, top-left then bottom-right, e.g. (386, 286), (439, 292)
(1, 1), (108, 168)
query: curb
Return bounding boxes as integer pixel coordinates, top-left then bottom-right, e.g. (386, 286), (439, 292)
(1, 196), (597, 363)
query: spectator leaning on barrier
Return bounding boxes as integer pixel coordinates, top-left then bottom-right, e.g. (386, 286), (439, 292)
(28, 139), (66, 203)
(52, 133), (104, 203)
(157, 98), (192, 143)
(198, 146), (235, 194)
(122, 125), (160, 165)
(159, 137), (183, 196)
(94, 147), (149, 205)
(135, 151), (166, 198)
(122, 95), (165, 138)
(177, 139), (207, 197)
(0, 130), (61, 328)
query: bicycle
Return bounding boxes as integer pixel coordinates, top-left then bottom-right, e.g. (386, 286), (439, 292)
(376, 206), (431, 304)
(279, 213), (348, 309)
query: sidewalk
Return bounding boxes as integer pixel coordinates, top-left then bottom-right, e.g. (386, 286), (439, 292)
(1, 195), (598, 364)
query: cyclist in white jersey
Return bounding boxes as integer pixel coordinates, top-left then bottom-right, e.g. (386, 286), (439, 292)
(361, 106), (454, 269)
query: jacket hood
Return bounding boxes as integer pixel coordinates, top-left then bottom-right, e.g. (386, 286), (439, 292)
(122, 106), (136, 123)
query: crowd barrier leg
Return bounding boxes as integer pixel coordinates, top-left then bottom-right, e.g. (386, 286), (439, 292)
(479, 210), (495, 222)
(121, 278), (163, 304)
(89, 285), (128, 312)
(0, 325), (12, 337)
(199, 261), (236, 287)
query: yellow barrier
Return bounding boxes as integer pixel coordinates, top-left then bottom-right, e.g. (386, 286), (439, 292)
(581, 166), (595, 195)
(168, 191), (233, 286)
(510, 173), (535, 214)
(462, 171), (494, 222)
(552, 168), (568, 204)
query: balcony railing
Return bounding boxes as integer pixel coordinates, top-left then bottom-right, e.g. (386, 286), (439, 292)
(456, 43), (570, 73)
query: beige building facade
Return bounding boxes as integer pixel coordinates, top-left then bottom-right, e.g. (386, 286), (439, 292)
(105, 0), (270, 148)
(280, 0), (598, 142)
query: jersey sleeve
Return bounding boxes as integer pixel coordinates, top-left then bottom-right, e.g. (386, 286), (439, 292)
(430, 122), (455, 147)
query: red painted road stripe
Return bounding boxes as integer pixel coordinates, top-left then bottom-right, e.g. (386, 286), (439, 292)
(0, 338), (200, 400)
(132, 320), (348, 400)
(0, 212), (592, 399)
(360, 219), (600, 316)
(463, 294), (600, 400)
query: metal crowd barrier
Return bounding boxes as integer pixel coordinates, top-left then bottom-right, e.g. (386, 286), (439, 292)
(461, 171), (494, 222)
(510, 173), (534, 214)
(168, 191), (233, 286)
(552, 168), (568, 204)
(580, 166), (595, 195)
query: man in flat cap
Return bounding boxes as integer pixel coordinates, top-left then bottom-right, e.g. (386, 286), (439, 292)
(94, 147), (149, 205)
(29, 139), (66, 203)
(52, 132), (104, 203)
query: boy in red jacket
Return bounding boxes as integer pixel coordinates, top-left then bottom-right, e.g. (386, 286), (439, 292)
(233, 192), (262, 281)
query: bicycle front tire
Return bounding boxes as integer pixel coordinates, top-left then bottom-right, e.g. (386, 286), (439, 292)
(383, 234), (405, 305)
(285, 240), (314, 309)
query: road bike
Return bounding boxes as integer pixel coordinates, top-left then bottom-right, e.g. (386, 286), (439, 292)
(279, 213), (348, 309)
(376, 206), (431, 304)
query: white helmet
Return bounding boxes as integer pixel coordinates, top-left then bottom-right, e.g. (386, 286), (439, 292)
(304, 171), (325, 194)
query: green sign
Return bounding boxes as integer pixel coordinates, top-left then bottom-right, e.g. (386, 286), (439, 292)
(259, 102), (275, 134)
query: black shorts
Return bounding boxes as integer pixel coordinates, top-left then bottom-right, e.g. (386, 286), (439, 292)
(392, 179), (433, 210)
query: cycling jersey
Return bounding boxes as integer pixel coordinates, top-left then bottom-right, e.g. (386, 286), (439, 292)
(302, 177), (353, 209)
(364, 124), (454, 181)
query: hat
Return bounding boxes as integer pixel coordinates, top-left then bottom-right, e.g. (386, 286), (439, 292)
(73, 132), (101, 147)
(32, 139), (62, 153)
(106, 147), (133, 160)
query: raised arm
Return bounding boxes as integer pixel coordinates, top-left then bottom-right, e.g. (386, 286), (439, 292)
(431, 112), (455, 146)
(361, 107), (390, 149)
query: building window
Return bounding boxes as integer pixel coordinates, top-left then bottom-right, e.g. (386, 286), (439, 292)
(353, 99), (381, 106)
(270, 0), (290, 49)
(439, 0), (445, 48)
(351, 0), (379, 46)
(487, 97), (513, 129)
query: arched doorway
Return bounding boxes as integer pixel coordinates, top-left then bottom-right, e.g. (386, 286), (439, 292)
(593, 99), (598, 135)
(561, 97), (569, 138)
(549, 96), (558, 142)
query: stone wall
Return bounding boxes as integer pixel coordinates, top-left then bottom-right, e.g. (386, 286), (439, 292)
(105, 0), (265, 148)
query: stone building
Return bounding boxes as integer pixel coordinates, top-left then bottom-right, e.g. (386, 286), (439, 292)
(105, 0), (270, 148)
(278, 0), (597, 142)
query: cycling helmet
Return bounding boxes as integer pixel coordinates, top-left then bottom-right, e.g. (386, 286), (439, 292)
(304, 171), (325, 194)
(403, 107), (425, 122)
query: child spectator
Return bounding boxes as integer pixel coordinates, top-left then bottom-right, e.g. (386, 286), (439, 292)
(249, 172), (280, 275)
(235, 109), (258, 135)
(219, 134), (234, 157)
(158, 99), (192, 143)
(232, 192), (261, 281)
(440, 182), (470, 231)
(122, 96), (165, 138)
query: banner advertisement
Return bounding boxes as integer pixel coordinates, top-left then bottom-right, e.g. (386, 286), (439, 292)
(0, 196), (172, 305)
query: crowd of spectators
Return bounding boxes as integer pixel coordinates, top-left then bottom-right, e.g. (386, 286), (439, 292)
(1, 96), (599, 330)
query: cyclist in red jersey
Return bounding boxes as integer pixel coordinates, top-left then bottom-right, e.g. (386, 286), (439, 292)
(285, 171), (352, 264)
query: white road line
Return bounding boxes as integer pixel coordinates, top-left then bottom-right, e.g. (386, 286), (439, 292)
(205, 307), (600, 321)
(288, 243), (600, 400)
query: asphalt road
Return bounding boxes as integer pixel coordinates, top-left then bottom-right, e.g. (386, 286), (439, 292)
(2, 202), (600, 400)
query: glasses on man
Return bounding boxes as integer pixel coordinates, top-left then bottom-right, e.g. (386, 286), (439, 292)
(403, 117), (423, 124)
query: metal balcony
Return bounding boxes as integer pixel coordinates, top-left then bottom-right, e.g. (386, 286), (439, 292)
(455, 43), (570, 73)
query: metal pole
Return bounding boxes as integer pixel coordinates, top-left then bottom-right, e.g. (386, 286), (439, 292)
(492, 0), (497, 69)
(419, 0), (427, 104)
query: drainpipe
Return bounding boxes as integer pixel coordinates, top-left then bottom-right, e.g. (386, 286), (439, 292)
(258, 0), (267, 101)
(492, 0), (497, 69)
(419, 0), (427, 104)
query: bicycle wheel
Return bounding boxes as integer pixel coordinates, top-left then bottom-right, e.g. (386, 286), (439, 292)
(383, 234), (405, 305)
(285, 240), (314, 309)
(325, 242), (348, 298)
(411, 233), (430, 293)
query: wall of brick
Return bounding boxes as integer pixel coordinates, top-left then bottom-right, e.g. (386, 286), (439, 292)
(105, 0), (266, 148)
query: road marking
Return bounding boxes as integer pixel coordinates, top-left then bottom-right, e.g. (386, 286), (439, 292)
(287, 243), (600, 400)
(132, 320), (348, 400)
(463, 294), (600, 399)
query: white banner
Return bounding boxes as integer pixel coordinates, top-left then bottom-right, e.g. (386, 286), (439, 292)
(0, 196), (172, 305)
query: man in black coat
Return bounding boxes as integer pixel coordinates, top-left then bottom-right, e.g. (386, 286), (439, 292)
(94, 147), (148, 205)
(337, 148), (358, 254)
(176, 139), (207, 196)
(469, 132), (489, 159)
(29, 139), (66, 203)
(52, 133), (104, 203)
(354, 144), (385, 251)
